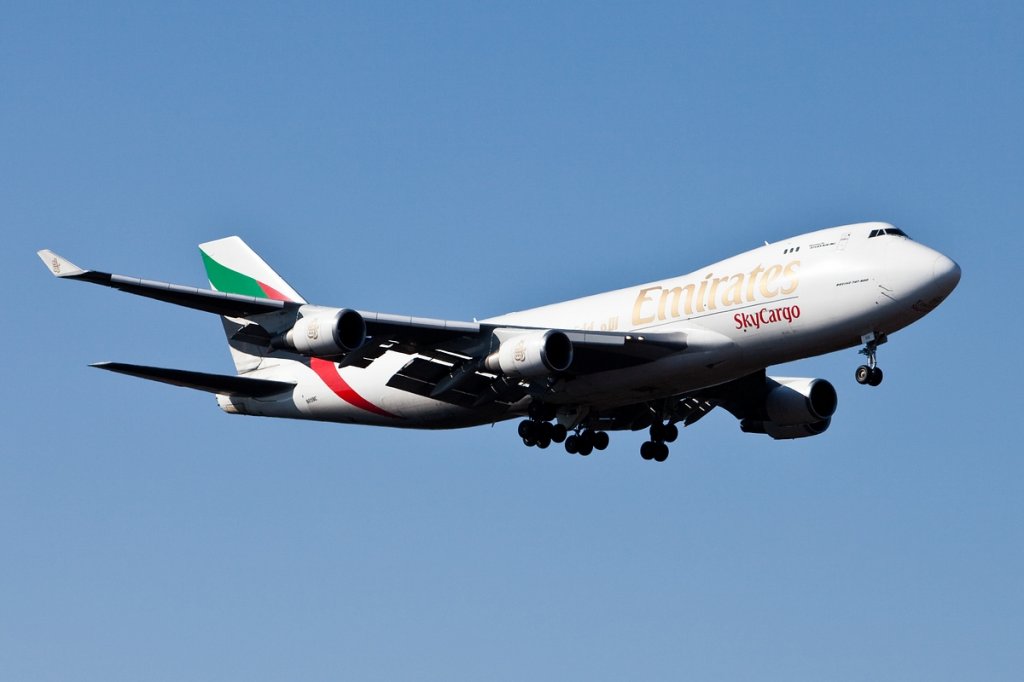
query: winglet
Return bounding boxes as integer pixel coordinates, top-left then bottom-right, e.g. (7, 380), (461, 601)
(37, 250), (87, 278)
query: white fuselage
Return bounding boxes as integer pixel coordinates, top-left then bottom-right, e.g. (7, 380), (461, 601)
(223, 222), (960, 428)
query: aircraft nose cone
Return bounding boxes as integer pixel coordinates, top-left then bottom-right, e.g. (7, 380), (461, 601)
(932, 253), (961, 296)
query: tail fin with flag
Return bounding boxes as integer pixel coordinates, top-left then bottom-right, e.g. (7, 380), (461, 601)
(198, 236), (306, 304)
(199, 236), (306, 372)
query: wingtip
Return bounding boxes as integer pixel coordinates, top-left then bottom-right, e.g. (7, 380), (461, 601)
(37, 249), (87, 277)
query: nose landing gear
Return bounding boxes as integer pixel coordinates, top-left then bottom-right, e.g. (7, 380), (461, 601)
(855, 364), (883, 386)
(855, 332), (887, 386)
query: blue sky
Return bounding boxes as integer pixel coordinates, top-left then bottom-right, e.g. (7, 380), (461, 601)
(2, 2), (1022, 680)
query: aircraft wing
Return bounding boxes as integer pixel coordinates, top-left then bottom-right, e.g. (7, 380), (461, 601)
(39, 248), (715, 407)
(367, 327), (711, 408)
(37, 250), (293, 317)
(39, 246), (694, 345)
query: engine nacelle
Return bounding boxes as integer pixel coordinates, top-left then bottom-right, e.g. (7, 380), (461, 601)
(484, 329), (574, 378)
(284, 305), (366, 358)
(737, 376), (837, 440)
(741, 417), (832, 440)
(764, 376), (838, 426)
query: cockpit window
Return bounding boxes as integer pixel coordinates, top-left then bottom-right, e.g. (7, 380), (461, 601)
(868, 227), (911, 239)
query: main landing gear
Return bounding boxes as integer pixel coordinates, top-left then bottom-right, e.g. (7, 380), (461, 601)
(564, 429), (609, 456)
(518, 403), (680, 462)
(855, 332), (886, 387)
(519, 403), (609, 456)
(640, 421), (678, 462)
(517, 418), (566, 449)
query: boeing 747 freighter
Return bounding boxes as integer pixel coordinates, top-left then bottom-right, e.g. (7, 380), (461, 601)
(39, 222), (960, 461)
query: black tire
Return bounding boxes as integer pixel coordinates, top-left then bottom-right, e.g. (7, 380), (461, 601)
(640, 441), (655, 460)
(578, 442), (593, 456)
(662, 423), (679, 443)
(551, 424), (567, 443)
(649, 422), (665, 442)
(540, 422), (554, 439)
(518, 420), (534, 439)
(653, 442), (669, 462)
(868, 367), (884, 386)
(523, 437), (536, 447)
(593, 431), (610, 450)
(855, 365), (872, 385)
(565, 435), (579, 454)
(537, 436), (551, 449)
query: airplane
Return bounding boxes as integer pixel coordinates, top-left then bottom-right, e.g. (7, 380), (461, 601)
(38, 222), (960, 461)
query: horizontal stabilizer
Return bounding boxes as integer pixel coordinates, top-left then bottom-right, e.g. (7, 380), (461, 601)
(91, 362), (295, 397)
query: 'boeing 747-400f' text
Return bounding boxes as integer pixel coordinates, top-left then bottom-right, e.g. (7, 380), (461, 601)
(39, 222), (960, 461)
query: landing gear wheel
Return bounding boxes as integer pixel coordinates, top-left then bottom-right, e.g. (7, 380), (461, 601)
(523, 437), (536, 447)
(653, 442), (669, 462)
(564, 435), (579, 454)
(518, 420), (535, 438)
(593, 431), (610, 451)
(640, 441), (656, 460)
(650, 421), (678, 444)
(662, 423), (679, 443)
(573, 430), (594, 456)
(551, 424), (567, 443)
(856, 333), (887, 387)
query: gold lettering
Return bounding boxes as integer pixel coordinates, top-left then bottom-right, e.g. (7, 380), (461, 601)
(746, 265), (765, 302)
(759, 264), (783, 298)
(780, 261), (800, 294)
(668, 284), (696, 317)
(632, 287), (660, 325)
(694, 273), (712, 312)
(658, 288), (673, 320)
(708, 276), (728, 310)
(723, 274), (745, 306)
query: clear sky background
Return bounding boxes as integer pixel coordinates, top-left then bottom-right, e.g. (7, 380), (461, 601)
(2, 2), (1021, 680)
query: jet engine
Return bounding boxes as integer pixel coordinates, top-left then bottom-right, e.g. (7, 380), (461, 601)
(740, 376), (838, 440)
(484, 329), (574, 378)
(280, 305), (366, 358)
(744, 418), (832, 440)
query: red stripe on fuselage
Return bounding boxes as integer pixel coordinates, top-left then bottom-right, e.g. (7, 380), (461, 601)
(310, 357), (397, 419)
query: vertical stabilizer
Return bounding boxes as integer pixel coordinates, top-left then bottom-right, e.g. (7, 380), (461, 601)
(199, 236), (305, 373)
(198, 236), (306, 303)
